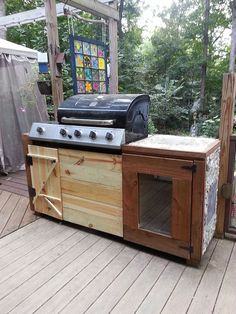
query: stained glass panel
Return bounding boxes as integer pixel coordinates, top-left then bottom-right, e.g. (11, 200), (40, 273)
(76, 68), (84, 80)
(71, 35), (108, 94)
(74, 41), (83, 53)
(76, 54), (83, 67)
(83, 42), (91, 55)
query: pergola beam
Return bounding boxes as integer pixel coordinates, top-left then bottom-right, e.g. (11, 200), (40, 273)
(61, 0), (119, 21)
(0, 3), (80, 29)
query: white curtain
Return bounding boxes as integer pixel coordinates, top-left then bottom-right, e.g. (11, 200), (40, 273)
(0, 53), (48, 172)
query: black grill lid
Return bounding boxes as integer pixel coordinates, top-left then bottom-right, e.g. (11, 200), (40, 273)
(58, 94), (148, 110)
(57, 94), (150, 128)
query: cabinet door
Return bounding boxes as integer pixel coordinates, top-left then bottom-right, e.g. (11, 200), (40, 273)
(123, 154), (193, 259)
(28, 145), (62, 219)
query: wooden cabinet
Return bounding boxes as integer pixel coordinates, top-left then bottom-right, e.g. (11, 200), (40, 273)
(28, 145), (63, 220)
(122, 135), (220, 265)
(27, 144), (123, 237)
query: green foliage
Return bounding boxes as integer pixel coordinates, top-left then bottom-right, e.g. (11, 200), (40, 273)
(4, 0), (234, 137)
(197, 115), (220, 138)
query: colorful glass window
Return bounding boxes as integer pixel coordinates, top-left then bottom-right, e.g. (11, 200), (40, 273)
(70, 35), (108, 94)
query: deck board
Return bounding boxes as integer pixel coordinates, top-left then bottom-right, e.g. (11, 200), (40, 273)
(0, 171), (28, 197)
(0, 214), (234, 313)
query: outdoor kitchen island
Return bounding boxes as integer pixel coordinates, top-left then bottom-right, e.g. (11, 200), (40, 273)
(24, 95), (220, 266)
(122, 134), (220, 265)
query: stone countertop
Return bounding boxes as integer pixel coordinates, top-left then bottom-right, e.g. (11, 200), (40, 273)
(126, 134), (220, 154)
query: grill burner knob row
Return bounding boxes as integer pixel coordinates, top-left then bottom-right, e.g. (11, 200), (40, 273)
(74, 130), (82, 138)
(105, 132), (114, 141)
(89, 131), (97, 140)
(36, 126), (45, 134)
(60, 128), (68, 137)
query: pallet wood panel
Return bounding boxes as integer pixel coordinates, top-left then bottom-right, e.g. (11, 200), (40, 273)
(60, 148), (123, 237)
(28, 145), (62, 219)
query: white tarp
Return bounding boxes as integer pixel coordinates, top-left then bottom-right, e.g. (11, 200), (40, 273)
(0, 38), (37, 59)
(0, 39), (48, 173)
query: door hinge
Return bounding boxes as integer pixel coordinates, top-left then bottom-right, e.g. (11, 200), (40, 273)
(181, 164), (197, 173)
(29, 187), (36, 198)
(179, 245), (193, 253)
(26, 155), (33, 166)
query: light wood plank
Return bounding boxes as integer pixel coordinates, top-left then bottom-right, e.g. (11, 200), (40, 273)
(187, 239), (234, 313)
(0, 220), (62, 269)
(0, 190), (11, 212)
(0, 229), (85, 302)
(0, 218), (46, 248)
(85, 251), (153, 314)
(9, 238), (111, 314)
(35, 242), (124, 313)
(61, 177), (122, 207)
(0, 219), (51, 257)
(0, 193), (20, 234)
(63, 193), (123, 237)
(136, 262), (185, 314)
(111, 256), (169, 314)
(0, 223), (74, 285)
(0, 234), (99, 313)
(61, 246), (138, 314)
(20, 204), (38, 227)
(161, 239), (218, 314)
(1, 196), (29, 237)
(212, 243), (236, 314)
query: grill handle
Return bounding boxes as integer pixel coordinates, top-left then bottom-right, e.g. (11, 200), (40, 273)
(61, 117), (115, 126)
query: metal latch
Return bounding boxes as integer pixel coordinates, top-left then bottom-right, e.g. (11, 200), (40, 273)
(29, 187), (36, 198)
(221, 183), (233, 200)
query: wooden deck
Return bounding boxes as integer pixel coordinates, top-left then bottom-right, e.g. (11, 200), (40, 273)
(0, 171), (38, 237)
(0, 216), (233, 313)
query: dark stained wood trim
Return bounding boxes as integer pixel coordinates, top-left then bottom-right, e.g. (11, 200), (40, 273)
(22, 134), (35, 212)
(122, 141), (220, 161)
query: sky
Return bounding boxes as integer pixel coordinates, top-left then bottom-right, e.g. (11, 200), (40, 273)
(138, 0), (174, 37)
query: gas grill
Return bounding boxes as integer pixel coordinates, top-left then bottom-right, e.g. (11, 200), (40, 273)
(29, 94), (150, 151)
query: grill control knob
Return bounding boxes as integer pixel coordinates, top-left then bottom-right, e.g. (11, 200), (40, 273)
(36, 126), (45, 134)
(60, 128), (68, 137)
(89, 131), (97, 140)
(74, 130), (82, 138)
(105, 132), (113, 141)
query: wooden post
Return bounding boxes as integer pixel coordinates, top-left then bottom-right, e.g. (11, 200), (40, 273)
(45, 0), (64, 120)
(216, 73), (236, 237)
(108, 17), (118, 93)
(22, 133), (35, 212)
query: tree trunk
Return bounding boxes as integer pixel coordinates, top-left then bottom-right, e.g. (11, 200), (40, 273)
(0, 0), (6, 39)
(229, 0), (236, 72)
(118, 0), (124, 38)
(200, 0), (210, 112)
